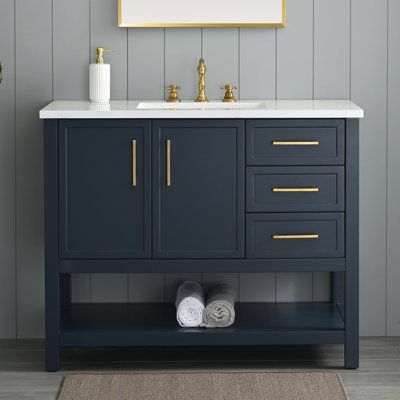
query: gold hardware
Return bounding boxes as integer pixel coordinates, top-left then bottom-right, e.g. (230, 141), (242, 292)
(118, 0), (286, 28)
(195, 58), (208, 102)
(272, 234), (319, 240)
(272, 141), (320, 146)
(95, 47), (113, 64)
(132, 139), (137, 187)
(220, 84), (238, 103)
(166, 84), (181, 103)
(166, 139), (171, 187)
(272, 188), (319, 193)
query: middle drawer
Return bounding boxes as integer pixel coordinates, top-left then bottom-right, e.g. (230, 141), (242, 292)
(246, 166), (344, 212)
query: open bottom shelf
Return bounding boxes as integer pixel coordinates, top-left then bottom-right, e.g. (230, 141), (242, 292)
(60, 302), (345, 347)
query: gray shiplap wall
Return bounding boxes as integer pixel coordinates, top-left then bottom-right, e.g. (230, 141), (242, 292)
(0, 0), (398, 338)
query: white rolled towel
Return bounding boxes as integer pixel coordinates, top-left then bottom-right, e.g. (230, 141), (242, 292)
(175, 281), (205, 327)
(202, 284), (236, 328)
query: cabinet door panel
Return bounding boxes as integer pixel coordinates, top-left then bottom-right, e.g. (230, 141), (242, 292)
(153, 120), (245, 258)
(59, 120), (151, 258)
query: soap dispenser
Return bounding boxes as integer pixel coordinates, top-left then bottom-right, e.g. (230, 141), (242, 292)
(89, 47), (112, 103)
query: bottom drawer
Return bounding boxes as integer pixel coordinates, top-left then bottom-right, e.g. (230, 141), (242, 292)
(246, 213), (344, 259)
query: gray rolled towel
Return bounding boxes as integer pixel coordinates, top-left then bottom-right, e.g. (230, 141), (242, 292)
(202, 284), (235, 328)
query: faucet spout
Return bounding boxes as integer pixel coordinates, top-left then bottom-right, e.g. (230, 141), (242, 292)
(195, 58), (208, 102)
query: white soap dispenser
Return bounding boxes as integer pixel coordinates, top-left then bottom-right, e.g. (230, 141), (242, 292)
(89, 47), (112, 103)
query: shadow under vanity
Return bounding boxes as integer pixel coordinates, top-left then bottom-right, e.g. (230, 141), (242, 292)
(40, 100), (363, 371)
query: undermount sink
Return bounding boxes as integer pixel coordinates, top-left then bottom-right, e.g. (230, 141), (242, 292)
(136, 101), (267, 110)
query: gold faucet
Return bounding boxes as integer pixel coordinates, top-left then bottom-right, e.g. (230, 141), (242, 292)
(195, 58), (208, 102)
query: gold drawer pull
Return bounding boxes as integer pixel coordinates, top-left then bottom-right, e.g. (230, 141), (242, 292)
(132, 139), (137, 187)
(272, 141), (319, 146)
(166, 139), (171, 187)
(272, 234), (319, 240)
(272, 188), (319, 193)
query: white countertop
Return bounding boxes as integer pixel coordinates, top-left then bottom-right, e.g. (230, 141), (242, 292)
(39, 100), (364, 119)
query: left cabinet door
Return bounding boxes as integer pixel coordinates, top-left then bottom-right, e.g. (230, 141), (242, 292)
(59, 120), (151, 258)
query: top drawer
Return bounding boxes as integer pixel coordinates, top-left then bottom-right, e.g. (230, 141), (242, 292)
(246, 119), (345, 165)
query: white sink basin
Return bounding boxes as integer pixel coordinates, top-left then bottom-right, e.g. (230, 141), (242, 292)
(136, 101), (267, 110)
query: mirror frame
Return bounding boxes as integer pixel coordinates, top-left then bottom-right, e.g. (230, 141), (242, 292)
(118, 0), (286, 28)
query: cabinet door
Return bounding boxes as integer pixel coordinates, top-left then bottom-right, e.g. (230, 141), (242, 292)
(153, 120), (245, 258)
(59, 120), (151, 258)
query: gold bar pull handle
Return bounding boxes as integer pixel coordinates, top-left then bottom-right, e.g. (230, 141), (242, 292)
(272, 140), (319, 146)
(132, 139), (137, 187)
(166, 139), (171, 187)
(272, 188), (319, 193)
(272, 234), (319, 240)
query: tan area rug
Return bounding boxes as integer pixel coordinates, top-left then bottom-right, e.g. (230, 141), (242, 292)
(58, 372), (348, 400)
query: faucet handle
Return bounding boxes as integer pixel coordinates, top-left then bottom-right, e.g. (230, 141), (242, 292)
(166, 84), (181, 103)
(220, 84), (238, 103)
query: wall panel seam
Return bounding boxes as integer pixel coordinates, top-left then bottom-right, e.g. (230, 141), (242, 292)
(14, 0), (18, 339)
(238, 28), (240, 100)
(385, 0), (389, 336)
(312, 0), (315, 100)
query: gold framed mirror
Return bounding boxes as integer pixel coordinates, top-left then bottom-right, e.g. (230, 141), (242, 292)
(118, 0), (286, 28)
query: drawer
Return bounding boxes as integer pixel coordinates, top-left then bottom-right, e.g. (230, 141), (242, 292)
(246, 166), (344, 212)
(246, 213), (344, 259)
(246, 120), (345, 165)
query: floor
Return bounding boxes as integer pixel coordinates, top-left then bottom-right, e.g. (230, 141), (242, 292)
(0, 338), (399, 399)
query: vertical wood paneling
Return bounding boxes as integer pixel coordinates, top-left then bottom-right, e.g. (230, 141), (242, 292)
(0, 0), (16, 338)
(90, 0), (128, 99)
(165, 28), (201, 100)
(239, 28), (276, 99)
(128, 274), (165, 303)
(91, 274), (128, 303)
(276, 273), (313, 302)
(352, 0), (388, 336)
(203, 273), (239, 302)
(277, 0), (314, 99)
(202, 29), (239, 100)
(128, 29), (164, 100)
(239, 273), (275, 302)
(312, 273), (331, 302)
(15, 0), (53, 337)
(53, 0), (90, 99)
(314, 0), (350, 99)
(387, 0), (400, 336)
(71, 274), (91, 303)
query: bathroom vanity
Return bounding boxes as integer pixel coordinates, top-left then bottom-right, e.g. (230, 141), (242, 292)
(40, 100), (363, 371)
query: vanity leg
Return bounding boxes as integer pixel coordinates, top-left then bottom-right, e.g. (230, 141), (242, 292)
(345, 265), (359, 369)
(44, 122), (61, 372)
(344, 119), (359, 369)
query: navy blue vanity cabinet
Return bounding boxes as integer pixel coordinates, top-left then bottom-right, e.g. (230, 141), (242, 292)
(58, 120), (151, 258)
(44, 117), (359, 372)
(152, 120), (245, 258)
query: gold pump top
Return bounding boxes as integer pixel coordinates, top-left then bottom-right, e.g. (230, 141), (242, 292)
(95, 47), (113, 64)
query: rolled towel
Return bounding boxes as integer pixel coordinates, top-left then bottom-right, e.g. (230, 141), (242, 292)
(202, 284), (236, 328)
(175, 281), (205, 328)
